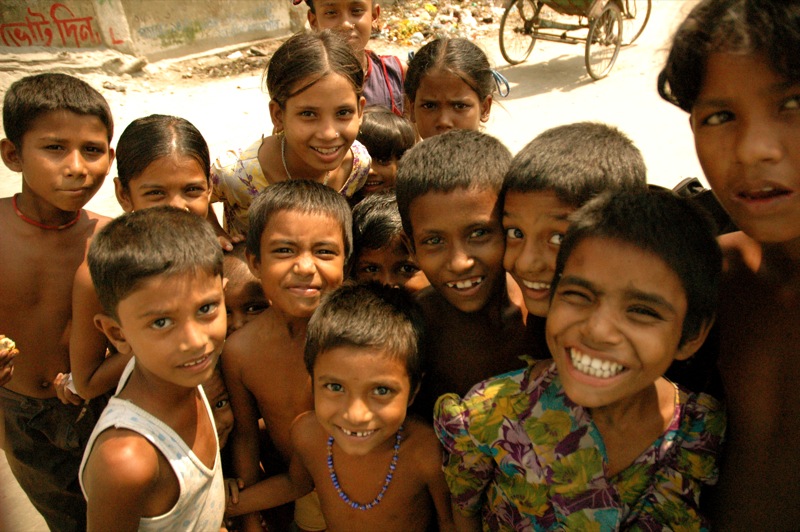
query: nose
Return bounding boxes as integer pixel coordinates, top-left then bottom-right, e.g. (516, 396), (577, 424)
(65, 149), (88, 177)
(294, 252), (316, 276)
(227, 310), (245, 334)
(379, 271), (401, 289)
(735, 115), (783, 166)
(446, 243), (474, 273)
(344, 396), (373, 424)
(180, 320), (208, 352)
(505, 238), (549, 277)
(167, 193), (189, 212)
(435, 110), (454, 132)
(580, 304), (622, 347)
(317, 117), (340, 142)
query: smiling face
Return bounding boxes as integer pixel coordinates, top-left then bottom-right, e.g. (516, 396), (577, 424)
(103, 270), (227, 390)
(1, 110), (113, 217)
(270, 73), (365, 180)
(409, 187), (505, 313)
(313, 345), (413, 456)
(546, 237), (704, 411)
(308, 0), (378, 55)
(248, 209), (345, 319)
(354, 236), (430, 293)
(409, 68), (492, 140)
(362, 155), (398, 194)
(691, 52), (800, 245)
(223, 255), (269, 336)
(503, 190), (575, 318)
(116, 154), (211, 216)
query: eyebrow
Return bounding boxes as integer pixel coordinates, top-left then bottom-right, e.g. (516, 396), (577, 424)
(558, 275), (677, 314)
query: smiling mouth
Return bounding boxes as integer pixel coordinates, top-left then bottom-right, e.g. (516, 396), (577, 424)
(522, 279), (550, 291)
(738, 186), (791, 200)
(181, 353), (211, 368)
(569, 348), (625, 379)
(446, 276), (483, 290)
(313, 146), (341, 156)
(339, 427), (376, 438)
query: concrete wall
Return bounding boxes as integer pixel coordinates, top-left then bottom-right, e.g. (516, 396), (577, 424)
(0, 0), (289, 61)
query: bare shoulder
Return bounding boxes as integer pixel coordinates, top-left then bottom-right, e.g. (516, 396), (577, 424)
(223, 311), (273, 366)
(290, 411), (324, 454)
(402, 416), (444, 477)
(414, 286), (448, 322)
(84, 427), (160, 494)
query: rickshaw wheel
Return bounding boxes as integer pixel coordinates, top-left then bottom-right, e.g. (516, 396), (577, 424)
(622, 0), (652, 45)
(500, 0), (540, 65)
(585, 1), (622, 80)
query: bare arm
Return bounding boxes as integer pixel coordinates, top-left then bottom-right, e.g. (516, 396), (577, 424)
(419, 428), (457, 532)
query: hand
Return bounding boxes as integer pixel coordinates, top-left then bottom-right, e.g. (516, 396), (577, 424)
(0, 336), (18, 387)
(225, 477), (245, 507)
(54, 372), (83, 405)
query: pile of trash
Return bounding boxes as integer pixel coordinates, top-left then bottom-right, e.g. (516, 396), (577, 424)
(379, 0), (505, 45)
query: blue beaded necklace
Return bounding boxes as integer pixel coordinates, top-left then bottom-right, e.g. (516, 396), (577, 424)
(327, 425), (403, 511)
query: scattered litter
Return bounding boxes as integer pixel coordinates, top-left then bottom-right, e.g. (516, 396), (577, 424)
(102, 80), (126, 93)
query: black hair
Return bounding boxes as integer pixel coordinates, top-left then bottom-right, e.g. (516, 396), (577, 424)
(395, 129), (511, 239)
(246, 179), (353, 262)
(88, 206), (223, 318)
(301, 0), (376, 14)
(351, 191), (406, 275)
(658, 0), (800, 112)
(115, 114), (210, 190)
(265, 30), (364, 108)
(3, 73), (113, 148)
(305, 282), (425, 392)
(503, 122), (647, 208)
(357, 106), (415, 162)
(553, 189), (722, 345)
(405, 37), (494, 105)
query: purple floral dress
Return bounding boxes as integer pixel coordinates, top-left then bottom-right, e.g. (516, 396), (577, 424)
(434, 362), (725, 531)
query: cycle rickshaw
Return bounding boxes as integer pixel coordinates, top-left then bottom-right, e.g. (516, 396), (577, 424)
(499, 0), (652, 80)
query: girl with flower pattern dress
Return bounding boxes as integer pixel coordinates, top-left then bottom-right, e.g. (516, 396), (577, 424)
(434, 191), (726, 531)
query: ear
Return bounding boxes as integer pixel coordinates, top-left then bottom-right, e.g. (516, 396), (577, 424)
(357, 96), (366, 120)
(94, 314), (133, 355)
(245, 249), (261, 280)
(674, 318), (714, 361)
(480, 95), (493, 123)
(406, 96), (416, 124)
(106, 147), (115, 174)
(372, 3), (381, 24)
(269, 100), (285, 133)
(406, 379), (422, 407)
(307, 9), (319, 30)
(688, 114), (696, 134)
(114, 177), (134, 213)
(0, 138), (23, 172)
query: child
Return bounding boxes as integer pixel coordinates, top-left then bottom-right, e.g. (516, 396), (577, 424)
(502, 122), (647, 319)
(211, 30), (370, 242)
(435, 190), (726, 530)
(65, 114), (214, 403)
(204, 363), (235, 450)
(351, 191), (429, 293)
(300, 0), (405, 116)
(228, 283), (455, 531)
(404, 37), (497, 140)
(223, 179), (352, 531)
(79, 207), (226, 530)
(224, 243), (270, 336)
(658, 0), (800, 526)
(0, 73), (115, 532)
(395, 129), (535, 416)
(356, 105), (415, 194)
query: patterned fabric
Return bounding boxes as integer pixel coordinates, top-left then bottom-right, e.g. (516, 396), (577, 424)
(363, 50), (404, 116)
(210, 137), (371, 238)
(434, 362), (725, 531)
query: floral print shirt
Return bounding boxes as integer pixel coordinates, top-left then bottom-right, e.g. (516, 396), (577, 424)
(210, 137), (370, 239)
(434, 362), (725, 531)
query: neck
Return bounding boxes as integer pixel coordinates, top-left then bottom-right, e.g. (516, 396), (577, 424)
(120, 360), (198, 413)
(12, 194), (81, 230)
(280, 134), (330, 183)
(589, 381), (661, 430)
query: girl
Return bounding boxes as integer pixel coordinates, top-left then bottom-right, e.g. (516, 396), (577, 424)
(434, 191), (725, 530)
(57, 114), (214, 403)
(356, 105), (415, 195)
(211, 30), (370, 241)
(404, 37), (498, 140)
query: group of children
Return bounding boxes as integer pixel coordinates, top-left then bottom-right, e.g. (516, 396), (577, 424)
(0, 0), (798, 530)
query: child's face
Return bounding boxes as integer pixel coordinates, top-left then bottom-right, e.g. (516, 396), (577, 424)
(248, 209), (345, 319)
(546, 237), (698, 410)
(202, 368), (234, 448)
(503, 190), (574, 318)
(223, 257), (269, 335)
(308, 0), (378, 54)
(1, 110), (113, 213)
(409, 68), (492, 140)
(270, 73), (365, 178)
(362, 155), (398, 195)
(313, 345), (413, 456)
(409, 187), (505, 313)
(104, 270), (227, 390)
(354, 236), (429, 293)
(691, 52), (800, 245)
(116, 154), (211, 217)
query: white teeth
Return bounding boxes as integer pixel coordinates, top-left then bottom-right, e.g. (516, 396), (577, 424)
(341, 427), (374, 438)
(447, 277), (482, 289)
(181, 355), (208, 367)
(522, 280), (550, 291)
(315, 146), (339, 155)
(569, 348), (624, 379)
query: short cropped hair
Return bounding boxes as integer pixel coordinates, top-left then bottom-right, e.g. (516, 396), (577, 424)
(357, 106), (415, 162)
(305, 282), (425, 392)
(89, 206), (223, 319)
(352, 191), (403, 252)
(3, 73), (113, 148)
(658, 0), (800, 112)
(395, 129), (511, 238)
(246, 179), (353, 262)
(553, 190), (722, 345)
(503, 122), (647, 208)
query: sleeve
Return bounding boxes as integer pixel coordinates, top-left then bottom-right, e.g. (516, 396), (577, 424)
(433, 392), (496, 516)
(340, 141), (371, 198)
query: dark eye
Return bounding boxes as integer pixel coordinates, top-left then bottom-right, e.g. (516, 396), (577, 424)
(505, 228), (523, 240)
(629, 305), (663, 321)
(325, 383), (343, 392)
(245, 303), (268, 314)
(360, 264), (380, 274)
(199, 303), (218, 315)
(470, 228), (489, 239)
(399, 263), (420, 275)
(558, 289), (591, 305)
(782, 95), (800, 111)
(422, 236), (442, 246)
(214, 398), (230, 410)
(703, 111), (734, 126)
(151, 317), (171, 329)
(374, 386), (391, 396)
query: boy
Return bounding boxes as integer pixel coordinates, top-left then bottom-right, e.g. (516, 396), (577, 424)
(502, 122), (647, 318)
(79, 206), (226, 530)
(228, 283), (455, 531)
(395, 129), (535, 416)
(300, 0), (405, 115)
(659, 1), (800, 526)
(223, 179), (352, 531)
(224, 243), (269, 336)
(0, 73), (115, 532)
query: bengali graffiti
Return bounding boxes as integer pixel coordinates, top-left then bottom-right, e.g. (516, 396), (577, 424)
(1, 3), (101, 48)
